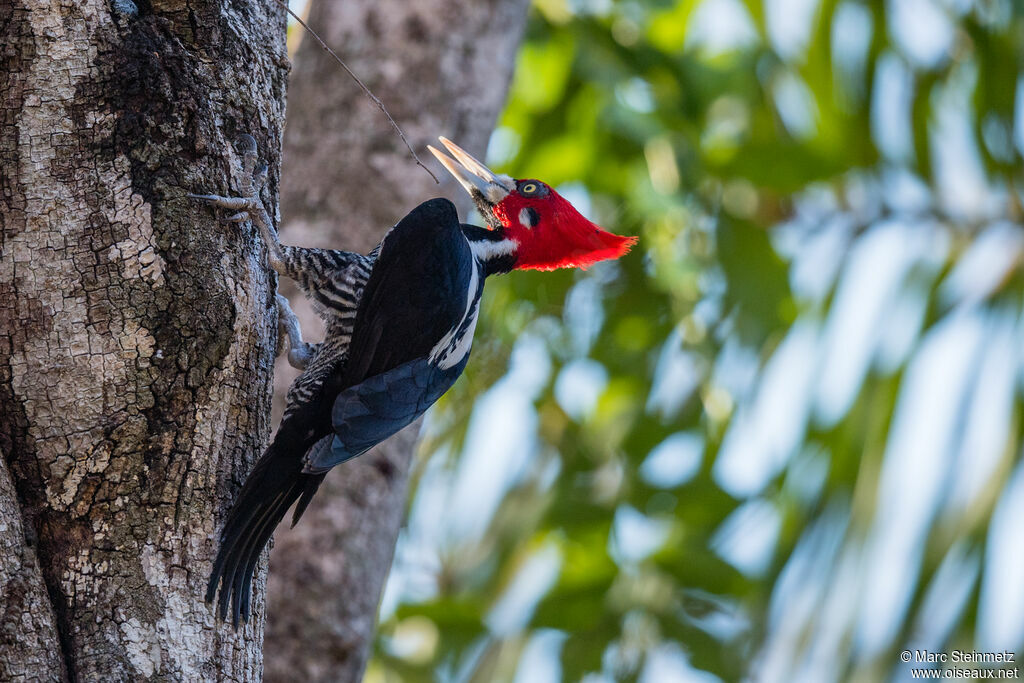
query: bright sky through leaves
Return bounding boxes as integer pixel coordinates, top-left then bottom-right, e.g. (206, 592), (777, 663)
(331, 0), (1024, 680)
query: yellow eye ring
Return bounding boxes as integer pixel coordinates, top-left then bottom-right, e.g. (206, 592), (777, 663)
(517, 180), (547, 197)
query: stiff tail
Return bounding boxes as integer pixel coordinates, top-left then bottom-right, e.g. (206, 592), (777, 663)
(206, 436), (326, 627)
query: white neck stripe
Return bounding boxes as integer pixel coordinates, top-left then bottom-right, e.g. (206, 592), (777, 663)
(468, 237), (518, 264)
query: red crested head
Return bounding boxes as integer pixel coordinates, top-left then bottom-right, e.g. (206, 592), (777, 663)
(428, 138), (637, 271)
(491, 179), (637, 271)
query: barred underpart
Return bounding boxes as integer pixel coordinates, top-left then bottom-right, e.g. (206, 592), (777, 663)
(277, 249), (377, 420)
(282, 322), (353, 418)
(280, 247), (374, 323)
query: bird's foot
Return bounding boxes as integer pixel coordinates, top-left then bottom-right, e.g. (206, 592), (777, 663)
(275, 294), (293, 358)
(276, 294), (315, 369)
(188, 134), (269, 223)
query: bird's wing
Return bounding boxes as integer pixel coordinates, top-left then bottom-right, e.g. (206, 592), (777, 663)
(307, 198), (474, 472)
(303, 357), (463, 473)
(342, 198), (472, 381)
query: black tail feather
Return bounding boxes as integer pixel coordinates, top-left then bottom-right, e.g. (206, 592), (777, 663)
(237, 491), (295, 621)
(222, 490), (289, 624)
(207, 435), (325, 627)
(229, 489), (294, 624)
(291, 473), (325, 528)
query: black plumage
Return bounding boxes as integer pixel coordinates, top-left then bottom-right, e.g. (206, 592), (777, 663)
(207, 198), (493, 625)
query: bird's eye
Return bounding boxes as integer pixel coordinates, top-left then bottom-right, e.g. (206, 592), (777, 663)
(517, 180), (547, 197)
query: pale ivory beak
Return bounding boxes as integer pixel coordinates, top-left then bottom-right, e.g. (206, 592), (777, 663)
(427, 137), (514, 205)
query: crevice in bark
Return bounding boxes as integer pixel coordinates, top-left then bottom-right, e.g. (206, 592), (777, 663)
(39, 511), (87, 683)
(0, 378), (75, 683)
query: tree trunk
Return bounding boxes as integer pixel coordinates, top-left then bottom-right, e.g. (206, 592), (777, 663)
(263, 0), (530, 680)
(0, 0), (288, 679)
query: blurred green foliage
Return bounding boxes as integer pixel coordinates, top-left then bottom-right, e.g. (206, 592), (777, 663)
(369, 1), (1024, 681)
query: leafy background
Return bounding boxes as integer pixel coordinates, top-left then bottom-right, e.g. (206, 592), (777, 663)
(356, 0), (1024, 681)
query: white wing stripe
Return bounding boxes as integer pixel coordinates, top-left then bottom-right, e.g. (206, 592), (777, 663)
(430, 244), (484, 369)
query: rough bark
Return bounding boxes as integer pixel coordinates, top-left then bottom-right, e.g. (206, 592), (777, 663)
(262, 0), (530, 680)
(0, 0), (288, 679)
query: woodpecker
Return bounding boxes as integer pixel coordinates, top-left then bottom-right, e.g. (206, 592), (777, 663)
(191, 135), (636, 626)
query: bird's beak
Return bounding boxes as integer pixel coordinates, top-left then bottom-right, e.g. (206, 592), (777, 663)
(428, 137), (515, 207)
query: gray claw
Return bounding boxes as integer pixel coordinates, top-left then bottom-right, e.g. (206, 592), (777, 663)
(188, 194), (255, 211)
(187, 193), (219, 203)
(189, 134), (268, 229)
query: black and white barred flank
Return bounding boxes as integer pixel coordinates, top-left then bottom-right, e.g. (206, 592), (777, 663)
(279, 246), (374, 324)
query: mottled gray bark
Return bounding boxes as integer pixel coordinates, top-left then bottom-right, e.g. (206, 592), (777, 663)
(263, 0), (530, 680)
(0, 0), (288, 679)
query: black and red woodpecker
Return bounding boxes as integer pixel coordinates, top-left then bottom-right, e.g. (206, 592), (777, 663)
(191, 136), (636, 626)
